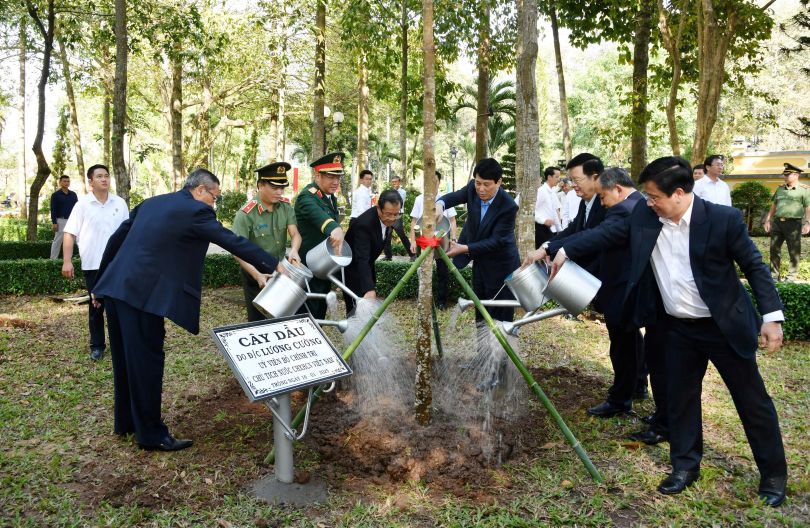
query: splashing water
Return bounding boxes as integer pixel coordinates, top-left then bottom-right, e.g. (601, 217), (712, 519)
(343, 298), (412, 415)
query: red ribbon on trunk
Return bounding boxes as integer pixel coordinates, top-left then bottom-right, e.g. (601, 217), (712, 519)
(415, 235), (442, 249)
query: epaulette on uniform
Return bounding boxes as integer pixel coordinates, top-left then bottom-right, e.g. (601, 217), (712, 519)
(241, 200), (258, 214)
(309, 187), (318, 194)
(280, 197), (291, 203)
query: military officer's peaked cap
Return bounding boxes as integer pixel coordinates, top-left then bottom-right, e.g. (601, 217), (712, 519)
(310, 152), (345, 175)
(783, 163), (803, 175)
(256, 161), (291, 186)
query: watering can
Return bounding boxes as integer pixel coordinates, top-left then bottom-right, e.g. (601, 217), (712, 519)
(543, 259), (601, 315)
(504, 262), (550, 312)
(415, 215), (451, 250)
(253, 272), (308, 318)
(304, 239), (361, 302)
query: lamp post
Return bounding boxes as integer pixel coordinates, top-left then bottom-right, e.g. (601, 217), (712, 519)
(449, 145), (458, 192)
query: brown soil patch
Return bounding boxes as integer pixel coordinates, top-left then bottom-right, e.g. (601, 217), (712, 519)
(65, 365), (607, 509)
(0, 314), (35, 328)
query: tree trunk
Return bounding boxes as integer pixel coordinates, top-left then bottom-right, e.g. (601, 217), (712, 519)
(691, 0), (737, 164)
(399, 0), (408, 183)
(312, 0), (326, 161)
(356, 53), (369, 172)
(196, 79), (213, 169)
(550, 6), (572, 162)
(170, 51), (184, 189)
(25, 0), (55, 241)
(630, 0), (655, 179)
(658, 0), (687, 156)
(102, 44), (112, 167)
(277, 73), (286, 159)
(269, 110), (278, 161)
(112, 0), (129, 204)
(515, 0), (540, 257)
(17, 17), (27, 219)
(475, 2), (490, 162)
(57, 31), (85, 187)
(415, 0), (437, 427)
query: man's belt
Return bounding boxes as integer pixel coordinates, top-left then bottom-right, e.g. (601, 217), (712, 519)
(777, 217), (801, 222)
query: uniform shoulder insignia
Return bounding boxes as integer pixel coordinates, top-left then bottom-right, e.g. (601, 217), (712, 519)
(800, 183), (809, 189)
(308, 187), (319, 194)
(241, 200), (258, 213)
(280, 197), (291, 203)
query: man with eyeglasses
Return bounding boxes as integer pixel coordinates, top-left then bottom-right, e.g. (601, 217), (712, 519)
(342, 189), (403, 315)
(91, 168), (284, 452)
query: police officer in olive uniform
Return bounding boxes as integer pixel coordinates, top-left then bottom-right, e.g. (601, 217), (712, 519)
(764, 163), (810, 281)
(232, 162), (302, 321)
(295, 152), (346, 318)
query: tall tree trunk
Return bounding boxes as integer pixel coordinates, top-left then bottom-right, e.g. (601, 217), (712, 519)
(550, 6), (572, 161)
(312, 0), (326, 161)
(25, 0), (55, 241)
(399, 0), (408, 182)
(102, 44), (112, 167)
(17, 17), (27, 219)
(515, 0), (540, 257)
(57, 31), (85, 186)
(277, 67), (286, 159)
(112, 0), (129, 204)
(197, 79), (212, 169)
(415, 0), (437, 427)
(356, 53), (369, 172)
(630, 0), (655, 179)
(658, 0), (687, 156)
(170, 51), (184, 189)
(269, 111), (278, 160)
(475, 2), (490, 162)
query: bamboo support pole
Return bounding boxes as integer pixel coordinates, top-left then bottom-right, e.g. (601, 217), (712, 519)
(265, 247), (435, 464)
(436, 248), (604, 484)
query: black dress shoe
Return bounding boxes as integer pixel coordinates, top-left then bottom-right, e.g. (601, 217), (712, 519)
(658, 470), (700, 495)
(758, 475), (787, 507)
(632, 388), (649, 400)
(587, 401), (630, 418)
(640, 413), (657, 424)
(90, 346), (105, 361)
(628, 428), (667, 445)
(139, 435), (193, 452)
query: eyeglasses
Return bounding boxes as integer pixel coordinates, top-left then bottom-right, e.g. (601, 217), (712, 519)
(380, 212), (403, 220)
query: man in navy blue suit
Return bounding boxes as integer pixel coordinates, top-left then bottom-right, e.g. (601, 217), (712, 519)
(437, 158), (520, 323)
(549, 156), (787, 506)
(93, 169), (283, 452)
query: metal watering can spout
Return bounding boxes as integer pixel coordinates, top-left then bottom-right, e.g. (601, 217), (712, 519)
(457, 298), (475, 312)
(315, 319), (349, 333)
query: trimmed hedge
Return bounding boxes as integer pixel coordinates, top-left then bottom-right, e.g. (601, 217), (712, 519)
(3, 254), (808, 341)
(0, 218), (54, 242)
(0, 241), (53, 260)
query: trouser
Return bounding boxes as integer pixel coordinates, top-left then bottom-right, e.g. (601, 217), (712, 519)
(384, 216), (414, 258)
(240, 269), (266, 322)
(472, 267), (515, 323)
(414, 246), (450, 306)
(106, 297), (170, 445)
(644, 324), (668, 435)
(83, 269), (106, 349)
(534, 223), (553, 249)
(50, 218), (67, 259)
(664, 316), (786, 478)
(605, 323), (643, 408)
(769, 218), (802, 279)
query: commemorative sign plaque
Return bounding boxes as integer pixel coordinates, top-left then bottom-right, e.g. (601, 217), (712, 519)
(211, 314), (352, 402)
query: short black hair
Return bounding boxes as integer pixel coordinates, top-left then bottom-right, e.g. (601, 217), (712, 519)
(390, 175), (401, 182)
(566, 153), (603, 179)
(692, 164), (706, 174)
(184, 168), (220, 189)
(638, 156), (693, 196)
(86, 164), (109, 179)
(599, 167), (634, 189)
(59, 175), (70, 181)
(473, 158), (503, 182)
(543, 166), (561, 179)
(703, 154), (723, 168)
(377, 189), (403, 209)
(359, 169), (373, 178)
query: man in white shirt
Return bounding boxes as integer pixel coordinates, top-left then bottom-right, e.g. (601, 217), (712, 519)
(409, 171), (457, 308)
(561, 183), (581, 230)
(62, 164), (129, 361)
(383, 175), (415, 260)
(693, 155), (731, 206)
(534, 166), (562, 248)
(349, 169), (374, 227)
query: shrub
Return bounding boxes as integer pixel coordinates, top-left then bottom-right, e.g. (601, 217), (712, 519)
(217, 190), (248, 225)
(731, 181), (771, 234)
(0, 241), (52, 260)
(0, 258), (85, 294)
(747, 282), (810, 341)
(0, 218), (53, 242)
(375, 259), (474, 300)
(202, 254), (242, 288)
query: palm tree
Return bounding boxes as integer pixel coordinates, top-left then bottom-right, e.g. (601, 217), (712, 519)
(454, 79), (517, 122)
(488, 115), (515, 158)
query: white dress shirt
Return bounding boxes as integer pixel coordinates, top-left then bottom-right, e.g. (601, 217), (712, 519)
(534, 183), (562, 232)
(412, 191), (456, 220)
(583, 195), (597, 224)
(693, 176), (731, 206)
(64, 192), (129, 270)
(350, 184), (373, 218)
(650, 198), (782, 322)
(561, 189), (581, 229)
(396, 188), (406, 213)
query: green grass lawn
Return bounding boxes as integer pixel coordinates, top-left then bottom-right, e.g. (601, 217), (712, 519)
(751, 236), (810, 281)
(1, 288), (808, 527)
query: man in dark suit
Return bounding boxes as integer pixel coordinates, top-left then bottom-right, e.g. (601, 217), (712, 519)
(551, 156), (787, 506)
(437, 158), (519, 322)
(93, 169), (283, 452)
(343, 189), (403, 315)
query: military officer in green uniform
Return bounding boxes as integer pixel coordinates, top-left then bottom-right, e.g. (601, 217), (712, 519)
(295, 152), (346, 318)
(764, 162), (810, 281)
(232, 161), (302, 321)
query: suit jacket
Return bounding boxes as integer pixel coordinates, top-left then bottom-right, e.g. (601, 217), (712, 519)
(440, 180), (520, 286)
(548, 196), (606, 275)
(563, 196), (783, 358)
(93, 189), (279, 334)
(547, 191), (643, 324)
(344, 206), (389, 296)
